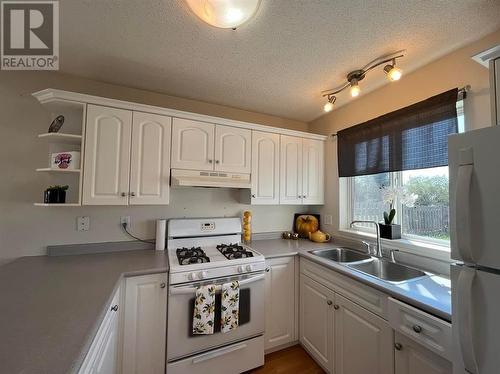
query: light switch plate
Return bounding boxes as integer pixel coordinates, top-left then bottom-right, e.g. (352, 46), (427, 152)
(77, 216), (90, 231)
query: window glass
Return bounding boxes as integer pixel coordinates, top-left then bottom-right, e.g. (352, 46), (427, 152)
(402, 166), (449, 241)
(352, 173), (390, 230)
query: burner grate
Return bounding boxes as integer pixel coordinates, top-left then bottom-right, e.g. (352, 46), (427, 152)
(217, 243), (254, 260)
(176, 247), (210, 265)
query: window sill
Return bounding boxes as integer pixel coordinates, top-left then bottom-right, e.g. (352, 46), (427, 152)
(337, 228), (452, 262)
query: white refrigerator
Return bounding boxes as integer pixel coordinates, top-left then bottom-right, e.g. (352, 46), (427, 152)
(449, 125), (500, 374)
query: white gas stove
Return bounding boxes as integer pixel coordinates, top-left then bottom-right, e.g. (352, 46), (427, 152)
(167, 217), (265, 285)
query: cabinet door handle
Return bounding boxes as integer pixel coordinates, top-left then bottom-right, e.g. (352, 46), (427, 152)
(208, 159), (213, 163)
(251, 194), (256, 198)
(130, 192), (136, 197)
(121, 192), (126, 197)
(111, 305), (118, 312)
(160, 282), (166, 289)
(265, 267), (270, 273)
(215, 160), (220, 164)
(412, 325), (422, 333)
(333, 304), (339, 310)
(394, 343), (403, 351)
(327, 300), (333, 306)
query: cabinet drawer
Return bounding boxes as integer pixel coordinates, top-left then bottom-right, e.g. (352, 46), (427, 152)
(167, 336), (264, 374)
(388, 297), (451, 360)
(300, 258), (388, 319)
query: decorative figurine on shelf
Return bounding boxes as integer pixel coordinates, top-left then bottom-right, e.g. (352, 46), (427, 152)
(242, 211), (252, 243)
(48, 115), (65, 133)
(44, 185), (68, 204)
(379, 186), (418, 239)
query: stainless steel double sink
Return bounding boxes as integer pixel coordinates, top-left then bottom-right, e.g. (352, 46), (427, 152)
(309, 247), (427, 283)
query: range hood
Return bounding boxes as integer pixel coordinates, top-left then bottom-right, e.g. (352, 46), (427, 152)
(171, 169), (251, 189)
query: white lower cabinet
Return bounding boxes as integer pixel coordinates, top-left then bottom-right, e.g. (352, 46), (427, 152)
(79, 288), (121, 374)
(334, 294), (394, 374)
(121, 273), (168, 374)
(299, 274), (335, 373)
(395, 332), (452, 374)
(264, 257), (297, 351)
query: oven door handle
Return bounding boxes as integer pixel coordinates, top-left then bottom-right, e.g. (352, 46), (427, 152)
(170, 272), (265, 295)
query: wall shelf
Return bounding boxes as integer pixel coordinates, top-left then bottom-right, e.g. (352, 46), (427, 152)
(36, 168), (81, 173)
(34, 203), (81, 207)
(38, 133), (82, 144)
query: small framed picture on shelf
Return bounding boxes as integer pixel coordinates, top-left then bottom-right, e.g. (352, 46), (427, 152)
(51, 151), (80, 170)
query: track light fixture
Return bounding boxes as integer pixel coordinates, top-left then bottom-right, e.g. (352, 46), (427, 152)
(322, 50), (405, 112)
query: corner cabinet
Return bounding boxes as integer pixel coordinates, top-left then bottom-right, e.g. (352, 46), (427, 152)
(335, 294), (393, 374)
(83, 105), (171, 205)
(79, 287), (121, 374)
(171, 118), (251, 174)
(280, 135), (324, 205)
(299, 274), (335, 373)
(264, 256), (297, 351)
(121, 273), (168, 374)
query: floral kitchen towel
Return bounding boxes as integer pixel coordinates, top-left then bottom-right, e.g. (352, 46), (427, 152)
(221, 281), (240, 333)
(193, 284), (216, 335)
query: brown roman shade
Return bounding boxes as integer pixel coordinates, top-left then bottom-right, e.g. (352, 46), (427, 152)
(337, 88), (459, 178)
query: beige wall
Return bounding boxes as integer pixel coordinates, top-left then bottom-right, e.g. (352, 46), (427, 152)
(308, 29), (500, 234)
(0, 71), (309, 260)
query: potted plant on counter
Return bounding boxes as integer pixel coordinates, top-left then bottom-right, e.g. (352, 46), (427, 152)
(44, 185), (69, 204)
(379, 186), (417, 240)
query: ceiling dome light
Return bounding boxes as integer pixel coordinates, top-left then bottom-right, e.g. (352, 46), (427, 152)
(350, 80), (360, 97)
(384, 61), (403, 81)
(185, 0), (261, 29)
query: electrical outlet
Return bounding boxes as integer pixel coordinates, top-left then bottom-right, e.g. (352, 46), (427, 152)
(324, 214), (333, 225)
(77, 216), (90, 231)
(120, 216), (130, 227)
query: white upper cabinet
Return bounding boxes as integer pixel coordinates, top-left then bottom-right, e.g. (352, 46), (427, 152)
(83, 105), (171, 206)
(171, 118), (215, 171)
(129, 112), (172, 205)
(215, 125), (251, 173)
(83, 105), (132, 205)
(251, 131), (280, 204)
(279, 135), (324, 205)
(280, 135), (303, 205)
(302, 138), (324, 205)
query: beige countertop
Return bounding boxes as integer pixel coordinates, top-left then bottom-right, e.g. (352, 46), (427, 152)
(0, 250), (168, 374)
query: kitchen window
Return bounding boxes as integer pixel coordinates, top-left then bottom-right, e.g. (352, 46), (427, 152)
(340, 92), (465, 248)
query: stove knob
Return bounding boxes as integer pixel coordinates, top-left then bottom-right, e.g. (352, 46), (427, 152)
(245, 265), (253, 272)
(199, 271), (208, 279)
(188, 272), (198, 281)
(238, 265), (245, 273)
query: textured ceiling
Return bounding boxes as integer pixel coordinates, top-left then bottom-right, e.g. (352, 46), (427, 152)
(59, 0), (500, 122)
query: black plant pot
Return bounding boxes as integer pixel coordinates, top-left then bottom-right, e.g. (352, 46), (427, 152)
(44, 189), (66, 204)
(378, 223), (401, 240)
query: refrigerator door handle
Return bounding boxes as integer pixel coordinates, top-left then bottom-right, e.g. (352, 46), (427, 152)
(456, 149), (474, 263)
(457, 266), (479, 374)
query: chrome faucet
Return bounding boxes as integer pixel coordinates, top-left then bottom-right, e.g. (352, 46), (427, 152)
(350, 220), (383, 258)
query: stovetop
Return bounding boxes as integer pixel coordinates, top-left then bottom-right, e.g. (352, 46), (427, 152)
(167, 242), (265, 284)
